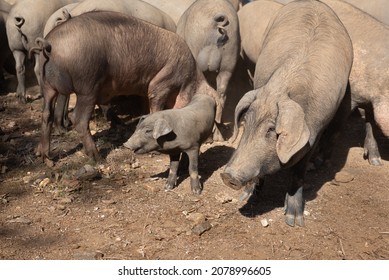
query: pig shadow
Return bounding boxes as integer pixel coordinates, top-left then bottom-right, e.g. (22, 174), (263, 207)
(238, 110), (374, 219)
(152, 145), (235, 189)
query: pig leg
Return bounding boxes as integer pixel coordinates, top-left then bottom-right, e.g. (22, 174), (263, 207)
(363, 108), (381, 166)
(165, 153), (181, 191)
(373, 100), (389, 138)
(185, 148), (202, 195)
(33, 53), (41, 91)
(53, 94), (71, 133)
(36, 84), (58, 161)
(72, 95), (100, 161)
(13, 50), (27, 103)
(213, 70), (232, 141)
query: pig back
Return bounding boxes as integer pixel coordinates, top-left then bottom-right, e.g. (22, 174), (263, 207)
(254, 0), (353, 135)
(41, 11), (198, 101)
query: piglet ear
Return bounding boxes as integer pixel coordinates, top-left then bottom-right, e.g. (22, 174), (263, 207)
(153, 118), (173, 140)
(276, 98), (310, 164)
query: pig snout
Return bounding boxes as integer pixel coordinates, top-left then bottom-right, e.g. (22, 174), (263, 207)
(221, 164), (261, 191)
(123, 138), (138, 152)
(220, 171), (245, 190)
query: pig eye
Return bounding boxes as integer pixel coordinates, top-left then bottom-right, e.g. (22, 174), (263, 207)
(145, 129), (153, 134)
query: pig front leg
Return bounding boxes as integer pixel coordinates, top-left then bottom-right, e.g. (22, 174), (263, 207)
(165, 153), (180, 191)
(185, 148), (202, 195)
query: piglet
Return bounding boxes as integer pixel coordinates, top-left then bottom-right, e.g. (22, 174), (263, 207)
(123, 94), (216, 194)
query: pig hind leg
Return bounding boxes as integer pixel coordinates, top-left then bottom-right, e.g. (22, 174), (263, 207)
(72, 95), (100, 161)
(185, 148), (202, 195)
(13, 50), (27, 103)
(36, 84), (58, 161)
(373, 101), (389, 139)
(363, 108), (382, 166)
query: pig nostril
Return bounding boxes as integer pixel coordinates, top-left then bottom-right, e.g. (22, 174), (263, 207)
(220, 173), (244, 190)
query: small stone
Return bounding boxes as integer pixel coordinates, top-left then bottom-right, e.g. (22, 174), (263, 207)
(39, 178), (51, 188)
(260, 218), (269, 227)
(1, 165), (7, 174)
(56, 204), (66, 211)
(75, 164), (101, 181)
(58, 197), (72, 204)
(186, 212), (206, 226)
(7, 216), (32, 224)
(131, 161), (140, 169)
(215, 192), (234, 204)
(191, 221), (212, 236)
(143, 184), (159, 192)
(304, 210), (311, 216)
(334, 171), (354, 183)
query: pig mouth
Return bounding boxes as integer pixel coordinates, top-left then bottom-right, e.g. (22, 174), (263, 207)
(220, 173), (245, 190)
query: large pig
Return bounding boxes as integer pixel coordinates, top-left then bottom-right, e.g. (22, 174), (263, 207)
(0, 0), (14, 90)
(43, 3), (79, 37)
(44, 0), (178, 131)
(142, 0), (243, 24)
(220, 0), (353, 226)
(276, 0), (389, 26)
(272, 0), (389, 165)
(124, 94), (216, 194)
(176, 0), (240, 141)
(6, 0), (78, 103)
(44, 0), (176, 35)
(238, 0), (282, 74)
(33, 11), (219, 164)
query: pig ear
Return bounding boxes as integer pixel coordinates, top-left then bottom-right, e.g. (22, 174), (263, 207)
(276, 99), (310, 164)
(234, 90), (258, 128)
(153, 118), (173, 140)
(230, 90), (258, 143)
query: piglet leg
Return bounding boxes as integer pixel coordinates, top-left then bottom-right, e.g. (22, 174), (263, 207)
(186, 148), (202, 195)
(166, 153), (180, 190)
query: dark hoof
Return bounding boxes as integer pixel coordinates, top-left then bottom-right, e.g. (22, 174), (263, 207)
(285, 214), (304, 227)
(220, 173), (244, 190)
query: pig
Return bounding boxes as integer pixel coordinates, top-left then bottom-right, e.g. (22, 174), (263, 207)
(32, 11), (219, 164)
(220, 0), (353, 226)
(43, 3), (79, 37)
(0, 0), (14, 90)
(274, 0), (389, 165)
(44, 0), (178, 131)
(237, 0), (282, 75)
(5, 0), (78, 103)
(276, 0), (389, 26)
(176, 0), (240, 141)
(44, 0), (176, 35)
(240, 0), (389, 166)
(124, 94), (216, 194)
(142, 0), (243, 24)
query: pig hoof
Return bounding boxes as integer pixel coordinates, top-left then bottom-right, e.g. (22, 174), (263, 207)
(285, 214), (304, 227)
(164, 183), (175, 191)
(191, 185), (203, 195)
(369, 157), (382, 166)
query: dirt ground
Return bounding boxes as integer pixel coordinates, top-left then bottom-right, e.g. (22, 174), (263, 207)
(0, 57), (388, 260)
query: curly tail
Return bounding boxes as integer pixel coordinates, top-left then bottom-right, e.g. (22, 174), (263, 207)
(28, 37), (52, 60)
